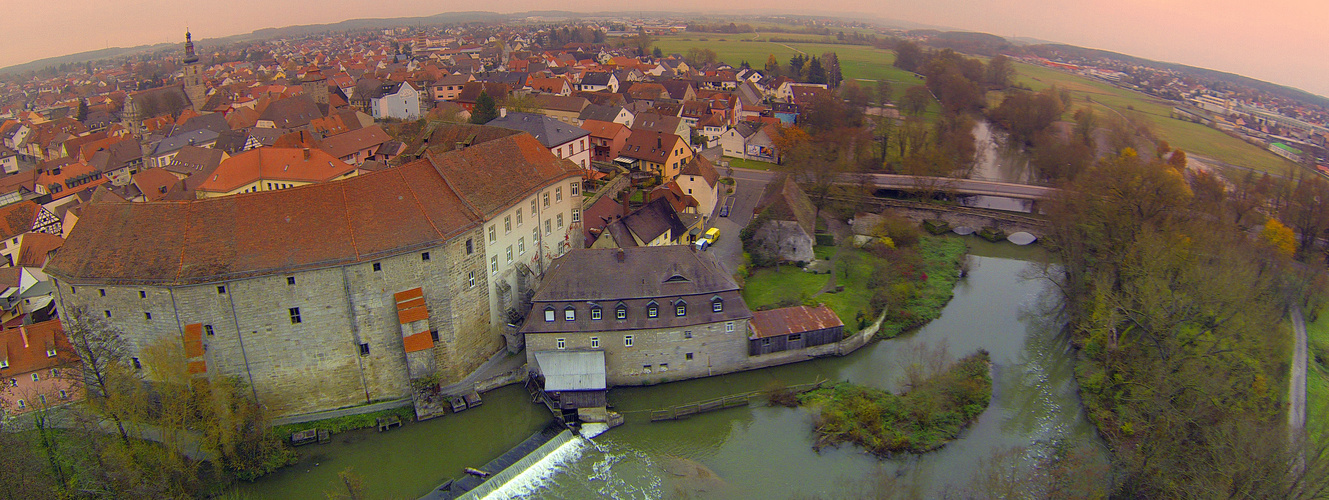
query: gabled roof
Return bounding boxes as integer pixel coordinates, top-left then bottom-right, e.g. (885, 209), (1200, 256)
(579, 72), (614, 86)
(16, 233), (63, 268)
(420, 133), (582, 218)
(534, 95), (590, 114)
(529, 245), (740, 303)
(197, 147), (355, 193)
(0, 202), (41, 240)
(486, 112), (589, 148)
(619, 130), (684, 164)
(579, 120), (629, 141)
(578, 103), (625, 123)
(679, 155), (720, 187)
(132, 168), (182, 202)
(609, 196), (686, 247)
(631, 113), (684, 135)
(165, 145), (225, 176)
(0, 320), (72, 377)
(755, 174), (816, 237)
(257, 95), (324, 129)
(749, 304), (843, 339)
(316, 125), (391, 159)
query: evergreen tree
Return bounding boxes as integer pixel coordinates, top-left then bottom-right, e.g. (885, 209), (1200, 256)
(823, 52), (843, 88)
(75, 99), (88, 122)
(789, 54), (806, 78)
(807, 57), (826, 85)
(652, 47), (663, 58)
(471, 91), (498, 124)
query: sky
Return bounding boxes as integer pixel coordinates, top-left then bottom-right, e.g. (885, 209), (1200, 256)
(6, 0), (1328, 98)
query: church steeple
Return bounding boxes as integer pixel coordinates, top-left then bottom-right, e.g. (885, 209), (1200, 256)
(183, 31), (199, 64)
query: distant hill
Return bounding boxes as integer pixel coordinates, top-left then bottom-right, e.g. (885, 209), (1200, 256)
(911, 30), (1013, 56)
(0, 44), (173, 76)
(1023, 44), (1329, 107)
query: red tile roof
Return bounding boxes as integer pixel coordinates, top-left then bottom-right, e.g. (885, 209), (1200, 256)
(0, 320), (73, 377)
(749, 304), (843, 339)
(197, 147), (356, 194)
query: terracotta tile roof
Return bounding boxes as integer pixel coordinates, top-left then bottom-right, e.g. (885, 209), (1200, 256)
(196, 147), (356, 194)
(0, 319), (73, 378)
(0, 202), (40, 241)
(749, 304), (842, 339)
(315, 125), (391, 159)
(48, 134), (576, 285)
(16, 232), (63, 268)
(419, 133), (582, 219)
(579, 119), (628, 141)
(619, 130), (683, 164)
(680, 155), (720, 187)
(132, 168), (183, 202)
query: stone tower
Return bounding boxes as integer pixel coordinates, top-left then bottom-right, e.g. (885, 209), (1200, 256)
(182, 31), (207, 111)
(301, 69), (329, 106)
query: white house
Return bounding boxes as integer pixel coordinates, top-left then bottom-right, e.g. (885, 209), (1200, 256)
(677, 156), (721, 220)
(372, 82), (421, 120)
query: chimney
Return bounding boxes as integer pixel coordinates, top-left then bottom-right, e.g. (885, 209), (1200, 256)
(500, 107), (507, 118)
(302, 148), (311, 160)
(657, 134), (662, 149)
(19, 326), (27, 348)
(616, 248), (625, 262)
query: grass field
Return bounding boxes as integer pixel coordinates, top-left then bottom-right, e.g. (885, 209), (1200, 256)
(1307, 309), (1329, 441)
(1011, 62), (1297, 175)
(742, 245), (875, 333)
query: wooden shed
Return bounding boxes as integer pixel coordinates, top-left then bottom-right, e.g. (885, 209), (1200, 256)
(748, 304), (844, 356)
(533, 350), (608, 409)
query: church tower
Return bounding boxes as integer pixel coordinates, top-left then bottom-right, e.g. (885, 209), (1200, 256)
(182, 31), (207, 111)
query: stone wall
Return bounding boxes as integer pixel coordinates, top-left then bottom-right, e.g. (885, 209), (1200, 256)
(51, 227), (499, 417)
(527, 318), (751, 386)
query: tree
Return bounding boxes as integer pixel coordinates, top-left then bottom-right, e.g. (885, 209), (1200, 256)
(893, 40), (925, 73)
(652, 46), (663, 59)
(63, 306), (138, 445)
(1167, 149), (1187, 171)
(788, 54), (805, 79)
(632, 32), (656, 57)
(502, 92), (537, 113)
(901, 85), (931, 116)
(684, 47), (718, 67)
(1261, 218), (1297, 257)
(75, 99), (88, 122)
(876, 80), (894, 106)
(822, 52), (843, 88)
(984, 54), (1014, 89)
(806, 57), (825, 85)
(769, 124), (811, 165)
(470, 91), (497, 124)
(764, 54), (780, 77)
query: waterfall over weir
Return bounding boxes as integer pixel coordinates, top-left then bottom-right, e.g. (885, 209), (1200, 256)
(420, 421), (601, 500)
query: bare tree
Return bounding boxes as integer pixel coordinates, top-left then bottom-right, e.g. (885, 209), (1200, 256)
(63, 305), (139, 444)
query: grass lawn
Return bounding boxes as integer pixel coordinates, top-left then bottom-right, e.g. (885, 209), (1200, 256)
(1306, 308), (1329, 441)
(721, 156), (782, 172)
(1011, 62), (1297, 175)
(742, 244), (874, 332)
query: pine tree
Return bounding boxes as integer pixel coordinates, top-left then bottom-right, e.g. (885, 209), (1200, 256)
(807, 57), (825, 85)
(471, 91), (498, 124)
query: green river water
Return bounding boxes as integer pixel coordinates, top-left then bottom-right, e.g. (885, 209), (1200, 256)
(239, 238), (1107, 499)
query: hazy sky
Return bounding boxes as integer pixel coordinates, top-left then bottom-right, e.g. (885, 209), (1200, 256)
(8, 0), (1328, 98)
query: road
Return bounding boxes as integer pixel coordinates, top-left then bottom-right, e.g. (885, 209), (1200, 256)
(1290, 303), (1308, 451)
(704, 168), (775, 275)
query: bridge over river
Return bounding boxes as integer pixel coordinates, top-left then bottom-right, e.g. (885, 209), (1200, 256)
(849, 173), (1061, 201)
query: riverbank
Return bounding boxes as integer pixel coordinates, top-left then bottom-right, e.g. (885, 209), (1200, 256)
(1306, 308), (1329, 439)
(797, 350), (992, 456)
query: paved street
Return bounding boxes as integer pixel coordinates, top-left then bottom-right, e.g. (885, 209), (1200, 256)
(704, 167), (776, 275)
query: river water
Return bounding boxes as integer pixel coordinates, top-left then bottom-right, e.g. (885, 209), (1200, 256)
(961, 121), (1039, 213)
(239, 239), (1105, 499)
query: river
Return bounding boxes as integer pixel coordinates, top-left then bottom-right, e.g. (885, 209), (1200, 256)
(961, 121), (1039, 213)
(239, 238), (1106, 499)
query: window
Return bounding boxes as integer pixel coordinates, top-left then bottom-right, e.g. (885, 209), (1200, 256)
(289, 307), (302, 324)
(430, 330), (440, 342)
(50, 368), (58, 377)
(506, 245), (513, 263)
(545, 219), (551, 235)
(713, 298), (723, 312)
(571, 182), (580, 196)
(372, 262), (381, 272)
(491, 256), (498, 274)
(591, 307), (602, 320)
(543, 192), (550, 207)
(59, 390), (67, 399)
(683, 330), (693, 339)
(466, 238), (474, 255)
(217, 285), (226, 294)
(519, 237), (526, 255)
(46, 346), (56, 357)
(647, 303), (659, 318)
(205, 325), (214, 336)
(556, 338), (566, 349)
(643, 365), (652, 374)
(726, 322), (735, 333)
(99, 288), (106, 297)
(685, 352), (694, 360)
(287, 276), (296, 285)
(139, 290), (146, 299)
(675, 302), (686, 316)
(421, 252), (431, 261)
(564, 307), (575, 321)
(531, 199), (537, 215)
(504, 215), (512, 233)
(69, 286), (75, 295)
(533, 227), (540, 245)
(659, 363), (668, 372)
(516, 208), (523, 226)
(590, 337), (599, 348)
(359, 343), (370, 356)
(144, 312), (152, 320)
(557, 214), (564, 229)
(488, 225), (496, 242)
(16, 400), (23, 409)
(789, 333), (802, 342)
(31, 373), (39, 382)
(625, 335), (634, 347)
(467, 271), (475, 288)
(544, 307), (555, 322)
(556, 187), (562, 202)
(616, 305), (627, 320)
(132, 357), (141, 369)
(104, 310), (111, 318)
(762, 338), (771, 346)
(571, 208), (580, 223)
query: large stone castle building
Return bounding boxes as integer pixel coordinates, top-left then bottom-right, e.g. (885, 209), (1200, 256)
(45, 134), (582, 416)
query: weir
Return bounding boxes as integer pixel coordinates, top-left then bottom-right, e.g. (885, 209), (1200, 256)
(418, 421), (582, 500)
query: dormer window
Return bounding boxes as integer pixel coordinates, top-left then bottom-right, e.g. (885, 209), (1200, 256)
(712, 297), (724, 313)
(564, 307), (576, 321)
(544, 307), (555, 322)
(675, 301), (687, 317)
(647, 302), (659, 318)
(616, 303), (627, 320)
(591, 306), (602, 320)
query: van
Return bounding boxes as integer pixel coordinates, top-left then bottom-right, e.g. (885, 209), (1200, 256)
(703, 227), (720, 244)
